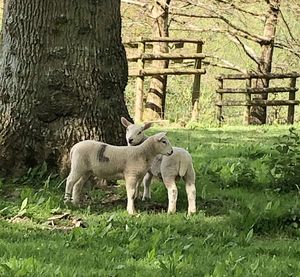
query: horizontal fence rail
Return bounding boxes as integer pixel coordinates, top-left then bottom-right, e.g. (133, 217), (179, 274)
(216, 72), (300, 80)
(127, 53), (207, 62)
(216, 87), (298, 94)
(129, 68), (206, 77)
(216, 100), (300, 107)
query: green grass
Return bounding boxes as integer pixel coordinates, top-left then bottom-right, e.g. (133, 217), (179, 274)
(1, 126), (300, 276)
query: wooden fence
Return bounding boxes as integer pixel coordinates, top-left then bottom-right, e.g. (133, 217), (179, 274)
(216, 72), (300, 125)
(124, 37), (207, 122)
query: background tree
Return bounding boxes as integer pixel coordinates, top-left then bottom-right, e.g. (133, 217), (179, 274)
(0, 0), (130, 176)
(172, 0), (282, 124)
(143, 0), (171, 121)
(122, 0), (300, 124)
(122, 0), (171, 121)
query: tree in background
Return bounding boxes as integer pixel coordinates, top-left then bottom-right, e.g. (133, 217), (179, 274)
(122, 0), (300, 124)
(172, 0), (282, 124)
(122, 0), (171, 121)
(0, 0), (130, 176)
(143, 0), (171, 121)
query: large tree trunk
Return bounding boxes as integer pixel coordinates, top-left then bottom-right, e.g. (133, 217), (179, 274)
(143, 0), (170, 121)
(0, 0), (130, 177)
(250, 0), (281, 124)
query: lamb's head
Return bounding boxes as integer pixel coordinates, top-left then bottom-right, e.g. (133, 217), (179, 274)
(121, 117), (152, 146)
(151, 132), (173, 156)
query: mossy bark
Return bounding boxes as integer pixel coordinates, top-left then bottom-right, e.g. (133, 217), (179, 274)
(249, 0), (280, 124)
(143, 0), (170, 121)
(0, 0), (130, 176)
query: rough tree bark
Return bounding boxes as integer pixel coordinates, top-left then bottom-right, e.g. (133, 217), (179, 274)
(0, 0), (130, 176)
(250, 0), (281, 124)
(143, 0), (170, 121)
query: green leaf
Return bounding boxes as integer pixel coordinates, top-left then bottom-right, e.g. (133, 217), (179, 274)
(129, 229), (139, 241)
(100, 223), (112, 238)
(245, 228), (253, 244)
(0, 263), (12, 272)
(20, 198), (28, 211)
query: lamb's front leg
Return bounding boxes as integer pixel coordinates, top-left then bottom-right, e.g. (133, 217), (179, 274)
(134, 180), (142, 199)
(125, 176), (138, 215)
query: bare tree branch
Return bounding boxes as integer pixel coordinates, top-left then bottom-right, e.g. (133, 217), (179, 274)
(227, 34), (261, 65)
(274, 42), (300, 59)
(279, 9), (296, 42)
(121, 0), (148, 8)
(214, 0), (266, 18)
(174, 0), (270, 44)
(170, 11), (220, 19)
(204, 55), (248, 73)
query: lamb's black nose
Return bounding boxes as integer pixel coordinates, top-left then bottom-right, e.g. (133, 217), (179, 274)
(128, 138), (133, 144)
(168, 149), (173, 156)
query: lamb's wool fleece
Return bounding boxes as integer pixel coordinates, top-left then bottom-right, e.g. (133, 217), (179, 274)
(121, 117), (196, 215)
(65, 132), (173, 215)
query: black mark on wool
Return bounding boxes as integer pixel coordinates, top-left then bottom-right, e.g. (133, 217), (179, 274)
(98, 145), (110, 162)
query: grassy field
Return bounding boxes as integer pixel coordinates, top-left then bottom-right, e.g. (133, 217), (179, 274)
(0, 125), (300, 276)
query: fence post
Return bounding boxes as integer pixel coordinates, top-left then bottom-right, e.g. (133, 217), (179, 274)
(134, 39), (145, 122)
(287, 77), (297, 124)
(245, 77), (252, 124)
(217, 78), (224, 126)
(191, 42), (203, 121)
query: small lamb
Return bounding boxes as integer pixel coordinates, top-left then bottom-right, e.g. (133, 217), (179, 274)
(64, 132), (173, 215)
(121, 117), (196, 215)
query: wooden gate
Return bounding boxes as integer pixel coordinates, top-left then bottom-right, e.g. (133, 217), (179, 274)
(216, 72), (300, 125)
(124, 37), (206, 122)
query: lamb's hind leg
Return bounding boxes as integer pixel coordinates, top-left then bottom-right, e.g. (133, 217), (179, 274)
(72, 175), (89, 206)
(125, 176), (139, 215)
(184, 165), (196, 215)
(163, 177), (178, 214)
(134, 180), (142, 199)
(142, 172), (153, 201)
(65, 171), (81, 203)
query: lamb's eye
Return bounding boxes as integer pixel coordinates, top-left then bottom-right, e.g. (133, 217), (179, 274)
(162, 140), (167, 144)
(138, 131), (142, 135)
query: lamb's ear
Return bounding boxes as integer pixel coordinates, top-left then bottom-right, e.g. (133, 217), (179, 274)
(143, 122), (153, 130)
(156, 132), (167, 141)
(121, 117), (133, 128)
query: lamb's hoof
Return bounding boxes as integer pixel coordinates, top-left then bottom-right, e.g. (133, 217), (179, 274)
(127, 210), (138, 216)
(71, 201), (82, 207)
(167, 210), (176, 215)
(142, 196), (151, 202)
(64, 198), (72, 205)
(187, 210), (196, 216)
(134, 194), (141, 200)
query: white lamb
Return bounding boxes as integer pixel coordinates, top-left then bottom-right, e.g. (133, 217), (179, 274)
(121, 117), (196, 215)
(64, 132), (173, 215)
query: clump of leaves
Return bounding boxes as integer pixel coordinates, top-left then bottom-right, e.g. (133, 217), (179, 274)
(208, 158), (256, 189)
(230, 198), (300, 237)
(265, 127), (300, 192)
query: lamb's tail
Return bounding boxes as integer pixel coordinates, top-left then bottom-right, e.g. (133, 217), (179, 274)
(179, 154), (195, 181)
(69, 147), (74, 161)
(59, 146), (74, 177)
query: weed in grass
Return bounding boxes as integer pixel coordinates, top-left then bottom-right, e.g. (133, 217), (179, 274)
(266, 127), (300, 192)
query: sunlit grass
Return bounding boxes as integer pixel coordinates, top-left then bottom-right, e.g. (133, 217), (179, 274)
(0, 126), (300, 276)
